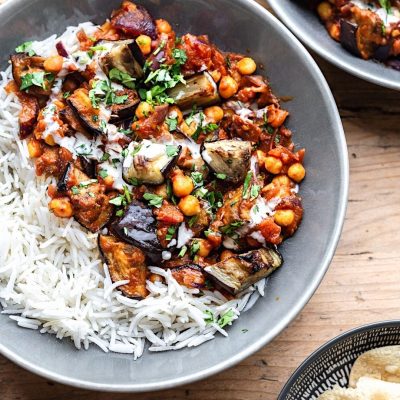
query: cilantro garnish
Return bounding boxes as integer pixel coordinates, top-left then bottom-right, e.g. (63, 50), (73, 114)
(143, 192), (163, 208)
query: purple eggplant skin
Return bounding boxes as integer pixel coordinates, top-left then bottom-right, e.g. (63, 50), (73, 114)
(340, 19), (361, 57)
(387, 58), (400, 71)
(374, 43), (391, 61)
(110, 200), (164, 255)
(56, 163), (73, 192)
(109, 89), (140, 123)
(56, 41), (69, 57)
(128, 40), (146, 67)
(78, 156), (97, 179)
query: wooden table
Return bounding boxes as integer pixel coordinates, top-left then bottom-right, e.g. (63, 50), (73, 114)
(2, 2), (400, 399)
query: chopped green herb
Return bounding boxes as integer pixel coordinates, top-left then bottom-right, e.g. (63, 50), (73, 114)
(71, 186), (80, 195)
(191, 171), (204, 187)
(131, 144), (142, 156)
(204, 310), (214, 324)
(63, 91), (71, 99)
(92, 115), (99, 122)
(188, 215), (199, 228)
(250, 184), (260, 200)
(242, 329), (248, 333)
(109, 196), (124, 206)
(190, 240), (200, 257)
(219, 220), (244, 238)
(242, 171), (253, 199)
(226, 56), (232, 68)
(165, 116), (178, 132)
(216, 173), (227, 180)
(143, 192), (163, 208)
(123, 185), (131, 204)
(128, 177), (141, 186)
(166, 144), (179, 157)
(119, 127), (133, 135)
(116, 209), (124, 217)
(15, 41), (36, 56)
(79, 179), (98, 187)
(109, 68), (136, 89)
(178, 245), (188, 257)
(98, 169), (108, 179)
(166, 226), (176, 241)
(88, 192), (95, 198)
(100, 152), (110, 162)
(218, 309), (235, 328)
(20, 71), (54, 91)
(378, 0), (391, 14)
(99, 119), (107, 133)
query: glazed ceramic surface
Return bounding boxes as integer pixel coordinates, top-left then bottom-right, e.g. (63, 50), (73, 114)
(0, 0), (348, 391)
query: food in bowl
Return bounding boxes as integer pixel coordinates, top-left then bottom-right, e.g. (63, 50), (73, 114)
(319, 345), (400, 399)
(0, 1), (306, 356)
(310, 0), (400, 70)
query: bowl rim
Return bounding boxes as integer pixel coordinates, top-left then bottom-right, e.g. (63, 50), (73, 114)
(278, 320), (400, 399)
(267, 0), (400, 91)
(0, 0), (349, 392)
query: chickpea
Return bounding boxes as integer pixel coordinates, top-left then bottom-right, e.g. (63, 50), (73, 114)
(219, 75), (239, 99)
(43, 55), (64, 74)
(220, 250), (234, 261)
(288, 163), (306, 183)
(103, 175), (114, 188)
(168, 106), (183, 123)
(317, 2), (333, 22)
(237, 57), (257, 75)
(156, 19), (172, 34)
(272, 174), (291, 187)
(149, 273), (163, 283)
(209, 69), (222, 83)
(27, 138), (42, 158)
(274, 210), (295, 227)
(178, 195), (201, 216)
(204, 106), (224, 123)
(196, 239), (213, 257)
(265, 156), (283, 175)
(44, 134), (56, 146)
(135, 101), (154, 119)
(49, 198), (73, 218)
(172, 172), (194, 197)
(136, 35), (152, 55)
(327, 22), (340, 41)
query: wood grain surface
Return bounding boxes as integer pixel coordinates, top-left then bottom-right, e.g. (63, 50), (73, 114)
(2, 1), (400, 399)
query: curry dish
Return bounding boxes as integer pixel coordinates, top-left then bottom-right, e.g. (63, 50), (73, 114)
(10, 1), (306, 299)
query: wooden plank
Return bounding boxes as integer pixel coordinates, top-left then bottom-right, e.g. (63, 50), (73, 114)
(2, 2), (400, 400)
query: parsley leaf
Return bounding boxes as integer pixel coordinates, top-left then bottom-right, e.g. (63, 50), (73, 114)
(165, 116), (178, 131)
(143, 192), (163, 208)
(204, 310), (215, 324)
(242, 171), (253, 199)
(109, 68), (136, 89)
(166, 145), (179, 157)
(99, 169), (108, 178)
(191, 171), (204, 188)
(15, 41), (36, 56)
(178, 245), (188, 257)
(218, 309), (235, 328)
(378, 0), (391, 14)
(216, 173), (227, 180)
(166, 226), (176, 241)
(219, 220), (244, 238)
(20, 72), (54, 91)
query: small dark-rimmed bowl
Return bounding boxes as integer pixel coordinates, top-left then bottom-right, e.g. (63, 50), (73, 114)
(268, 0), (400, 91)
(278, 320), (400, 400)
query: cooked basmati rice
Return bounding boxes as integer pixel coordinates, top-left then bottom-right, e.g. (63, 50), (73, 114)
(0, 23), (266, 358)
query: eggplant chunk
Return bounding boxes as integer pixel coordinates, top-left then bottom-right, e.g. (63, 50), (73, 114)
(201, 140), (252, 183)
(10, 54), (54, 97)
(57, 164), (114, 232)
(59, 104), (89, 135)
(100, 40), (144, 79)
(110, 88), (139, 122)
(123, 140), (181, 185)
(99, 235), (148, 298)
(111, 2), (157, 39)
(111, 200), (163, 254)
(339, 19), (361, 57)
(171, 265), (205, 289)
(204, 247), (283, 295)
(168, 72), (220, 110)
(67, 88), (102, 135)
(17, 92), (40, 139)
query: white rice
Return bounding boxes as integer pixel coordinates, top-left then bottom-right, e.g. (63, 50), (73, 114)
(0, 23), (266, 358)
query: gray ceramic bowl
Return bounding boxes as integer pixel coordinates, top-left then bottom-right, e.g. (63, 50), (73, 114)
(268, 0), (400, 91)
(0, 0), (348, 392)
(278, 320), (400, 399)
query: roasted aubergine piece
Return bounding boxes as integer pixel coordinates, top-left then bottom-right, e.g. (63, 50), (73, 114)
(57, 163), (115, 232)
(67, 88), (102, 135)
(123, 140), (181, 185)
(99, 234), (148, 298)
(168, 72), (220, 110)
(110, 87), (140, 122)
(16, 91), (40, 139)
(201, 140), (252, 183)
(170, 264), (205, 289)
(100, 40), (144, 79)
(204, 247), (283, 295)
(111, 200), (164, 254)
(10, 54), (54, 97)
